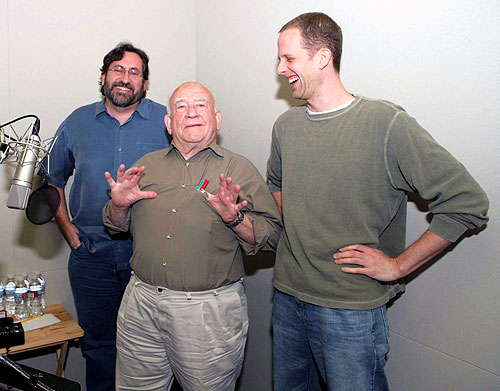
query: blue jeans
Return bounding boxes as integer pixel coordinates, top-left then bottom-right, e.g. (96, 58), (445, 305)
(69, 243), (131, 391)
(273, 290), (390, 391)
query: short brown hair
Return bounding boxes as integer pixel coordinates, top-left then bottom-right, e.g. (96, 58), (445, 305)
(280, 12), (343, 72)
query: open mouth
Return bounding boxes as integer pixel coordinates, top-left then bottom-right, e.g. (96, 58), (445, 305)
(112, 82), (134, 94)
(288, 76), (299, 85)
(115, 86), (131, 93)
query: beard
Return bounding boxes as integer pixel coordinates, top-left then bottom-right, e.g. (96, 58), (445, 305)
(102, 79), (145, 108)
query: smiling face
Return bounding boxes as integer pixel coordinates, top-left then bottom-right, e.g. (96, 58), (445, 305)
(277, 28), (322, 102)
(165, 82), (222, 158)
(101, 51), (145, 108)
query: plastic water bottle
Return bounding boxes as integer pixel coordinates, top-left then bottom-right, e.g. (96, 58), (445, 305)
(22, 272), (30, 289)
(28, 274), (43, 316)
(35, 271), (46, 310)
(5, 274), (16, 317)
(14, 275), (29, 320)
(0, 281), (6, 318)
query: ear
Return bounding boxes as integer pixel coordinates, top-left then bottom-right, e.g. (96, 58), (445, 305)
(100, 73), (106, 88)
(165, 114), (172, 135)
(215, 110), (222, 131)
(317, 48), (333, 70)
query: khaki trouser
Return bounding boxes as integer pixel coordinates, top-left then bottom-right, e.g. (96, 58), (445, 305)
(116, 273), (248, 391)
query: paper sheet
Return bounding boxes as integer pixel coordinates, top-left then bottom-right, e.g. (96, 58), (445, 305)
(21, 313), (61, 332)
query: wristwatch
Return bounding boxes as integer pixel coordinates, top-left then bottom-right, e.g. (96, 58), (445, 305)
(225, 211), (245, 228)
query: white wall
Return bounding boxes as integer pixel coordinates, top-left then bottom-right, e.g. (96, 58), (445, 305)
(1, 1), (499, 390)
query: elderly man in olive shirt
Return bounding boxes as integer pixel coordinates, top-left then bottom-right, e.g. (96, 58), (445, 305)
(102, 81), (281, 391)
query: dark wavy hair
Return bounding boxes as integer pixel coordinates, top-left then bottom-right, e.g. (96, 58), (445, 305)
(99, 42), (149, 93)
(280, 12), (343, 72)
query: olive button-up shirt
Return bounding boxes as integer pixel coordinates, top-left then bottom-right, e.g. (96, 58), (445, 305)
(103, 142), (282, 291)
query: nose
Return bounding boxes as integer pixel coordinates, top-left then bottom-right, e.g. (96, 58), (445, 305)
(120, 71), (131, 83)
(276, 58), (286, 75)
(186, 104), (198, 118)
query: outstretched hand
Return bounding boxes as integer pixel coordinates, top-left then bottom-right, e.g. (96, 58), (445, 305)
(104, 164), (157, 208)
(333, 244), (403, 282)
(207, 173), (247, 223)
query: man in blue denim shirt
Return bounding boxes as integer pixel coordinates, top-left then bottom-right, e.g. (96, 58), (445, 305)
(45, 42), (169, 391)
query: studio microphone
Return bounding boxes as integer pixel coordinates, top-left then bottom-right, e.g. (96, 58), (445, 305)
(6, 119), (41, 210)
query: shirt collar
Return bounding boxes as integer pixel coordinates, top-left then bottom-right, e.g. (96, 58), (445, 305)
(165, 140), (224, 159)
(95, 98), (149, 119)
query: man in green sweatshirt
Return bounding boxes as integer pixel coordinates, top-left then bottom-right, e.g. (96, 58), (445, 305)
(267, 12), (489, 391)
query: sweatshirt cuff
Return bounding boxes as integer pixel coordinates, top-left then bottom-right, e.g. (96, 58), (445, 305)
(429, 214), (468, 242)
(267, 182), (281, 193)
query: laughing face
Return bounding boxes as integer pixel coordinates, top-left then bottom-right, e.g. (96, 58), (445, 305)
(101, 51), (145, 108)
(166, 82), (222, 157)
(277, 28), (321, 102)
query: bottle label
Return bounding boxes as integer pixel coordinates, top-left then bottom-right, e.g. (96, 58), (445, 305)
(29, 285), (42, 298)
(5, 283), (15, 295)
(14, 287), (28, 301)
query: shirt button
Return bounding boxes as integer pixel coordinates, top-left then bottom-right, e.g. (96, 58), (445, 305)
(186, 162), (190, 167)
(181, 184), (186, 188)
(162, 262), (167, 267)
(166, 235), (171, 239)
(172, 209), (177, 213)
(118, 148), (122, 152)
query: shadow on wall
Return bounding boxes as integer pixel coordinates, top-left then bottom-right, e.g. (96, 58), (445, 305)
(243, 251), (276, 276)
(275, 73), (305, 108)
(11, 175), (67, 259)
(398, 192), (488, 287)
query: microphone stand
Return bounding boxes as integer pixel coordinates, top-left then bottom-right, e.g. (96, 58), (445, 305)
(0, 353), (55, 391)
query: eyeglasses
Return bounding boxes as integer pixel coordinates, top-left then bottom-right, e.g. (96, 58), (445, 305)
(108, 65), (143, 79)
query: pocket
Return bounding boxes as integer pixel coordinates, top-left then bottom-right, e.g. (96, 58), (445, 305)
(72, 241), (84, 252)
(217, 289), (248, 336)
(380, 305), (390, 344)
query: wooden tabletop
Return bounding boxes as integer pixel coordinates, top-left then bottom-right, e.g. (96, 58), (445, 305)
(0, 304), (84, 355)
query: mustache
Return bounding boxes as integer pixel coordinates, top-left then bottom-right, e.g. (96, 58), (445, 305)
(111, 81), (135, 93)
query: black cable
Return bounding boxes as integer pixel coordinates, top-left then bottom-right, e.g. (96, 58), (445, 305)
(0, 114), (40, 141)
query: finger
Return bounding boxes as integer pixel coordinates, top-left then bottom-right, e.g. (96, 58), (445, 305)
(218, 173), (227, 190)
(225, 176), (233, 191)
(339, 244), (368, 252)
(116, 165), (128, 182)
(140, 191), (157, 200)
(221, 177), (233, 200)
(333, 250), (363, 260)
(218, 174), (228, 195)
(125, 166), (139, 177)
(236, 200), (248, 210)
(334, 257), (367, 267)
(340, 266), (370, 275)
(104, 172), (116, 186)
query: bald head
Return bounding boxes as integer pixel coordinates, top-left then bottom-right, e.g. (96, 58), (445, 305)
(169, 82), (216, 114)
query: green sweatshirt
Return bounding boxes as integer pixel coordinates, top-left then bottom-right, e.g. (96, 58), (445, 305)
(267, 96), (489, 310)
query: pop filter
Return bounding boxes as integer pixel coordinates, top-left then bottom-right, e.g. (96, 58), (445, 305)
(25, 182), (60, 225)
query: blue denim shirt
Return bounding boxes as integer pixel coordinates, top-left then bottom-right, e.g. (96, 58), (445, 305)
(45, 98), (170, 269)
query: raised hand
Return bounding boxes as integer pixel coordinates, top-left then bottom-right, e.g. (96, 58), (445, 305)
(104, 164), (157, 208)
(207, 173), (248, 223)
